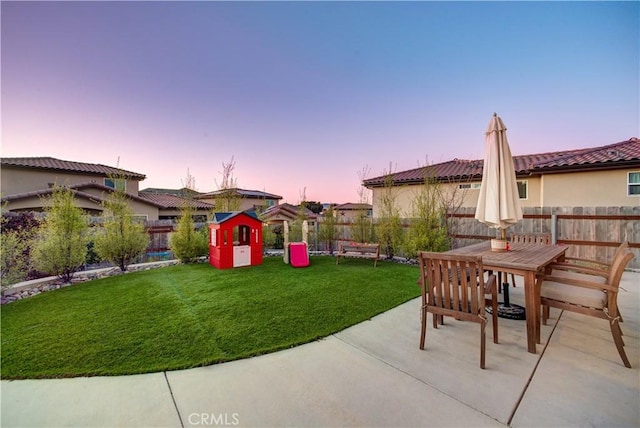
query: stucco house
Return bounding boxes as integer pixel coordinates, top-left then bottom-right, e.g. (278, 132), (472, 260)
(363, 137), (640, 217)
(1, 157), (162, 218)
(0, 157), (285, 222)
(0, 158), (214, 220)
(332, 203), (373, 222)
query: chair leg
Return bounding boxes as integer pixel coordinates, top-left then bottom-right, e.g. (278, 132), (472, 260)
(613, 320), (625, 346)
(511, 273), (516, 287)
(610, 319), (631, 368)
(420, 305), (427, 350)
(490, 297), (498, 344)
(542, 305), (550, 325)
(480, 320), (486, 369)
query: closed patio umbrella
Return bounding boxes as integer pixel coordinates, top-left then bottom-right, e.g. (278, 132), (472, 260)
(475, 113), (524, 318)
(475, 113), (522, 239)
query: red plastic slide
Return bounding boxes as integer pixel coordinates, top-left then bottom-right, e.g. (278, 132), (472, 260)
(289, 242), (310, 268)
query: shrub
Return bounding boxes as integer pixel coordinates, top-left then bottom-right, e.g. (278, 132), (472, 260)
(1, 212), (41, 287)
(170, 205), (208, 263)
(32, 187), (89, 283)
(94, 189), (149, 272)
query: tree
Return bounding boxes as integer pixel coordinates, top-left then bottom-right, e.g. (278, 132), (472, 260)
(351, 165), (375, 243)
(375, 163), (404, 259)
(302, 201), (323, 214)
(288, 188), (312, 244)
(94, 186), (149, 272)
(213, 156), (242, 214)
(403, 167), (450, 259)
(350, 210), (375, 244)
(318, 205), (339, 253)
(170, 203), (209, 263)
(32, 186), (89, 283)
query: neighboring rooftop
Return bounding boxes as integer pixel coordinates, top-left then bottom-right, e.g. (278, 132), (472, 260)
(363, 137), (640, 187)
(196, 188), (283, 200)
(262, 202), (317, 220)
(1, 157), (146, 180)
(138, 191), (214, 210)
(334, 203), (373, 210)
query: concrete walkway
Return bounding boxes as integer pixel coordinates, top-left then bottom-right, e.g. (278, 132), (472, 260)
(2, 272), (639, 427)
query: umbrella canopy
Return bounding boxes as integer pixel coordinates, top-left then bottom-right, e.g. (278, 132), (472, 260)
(475, 113), (522, 238)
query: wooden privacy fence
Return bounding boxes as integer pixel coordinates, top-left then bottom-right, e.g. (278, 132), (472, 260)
(447, 206), (640, 270)
(143, 207), (640, 269)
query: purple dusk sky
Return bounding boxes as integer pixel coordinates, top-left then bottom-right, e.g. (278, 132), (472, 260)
(2, 1), (638, 204)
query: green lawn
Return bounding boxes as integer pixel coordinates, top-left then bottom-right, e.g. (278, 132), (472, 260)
(1, 256), (419, 379)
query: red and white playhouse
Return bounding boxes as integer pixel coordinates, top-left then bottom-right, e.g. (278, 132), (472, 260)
(208, 211), (263, 269)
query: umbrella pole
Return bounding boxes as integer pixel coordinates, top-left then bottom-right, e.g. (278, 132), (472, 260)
(500, 227), (510, 306)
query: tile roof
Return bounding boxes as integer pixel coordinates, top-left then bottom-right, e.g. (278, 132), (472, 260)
(1, 157), (146, 180)
(140, 187), (203, 197)
(138, 192), (214, 210)
(261, 203), (317, 220)
(196, 188), (282, 200)
(363, 138), (640, 187)
(0, 182), (168, 208)
(0, 187), (105, 205)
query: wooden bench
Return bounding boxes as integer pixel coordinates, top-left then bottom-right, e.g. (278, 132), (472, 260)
(335, 243), (380, 267)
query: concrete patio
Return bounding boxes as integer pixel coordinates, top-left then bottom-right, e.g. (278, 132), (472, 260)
(2, 271), (638, 427)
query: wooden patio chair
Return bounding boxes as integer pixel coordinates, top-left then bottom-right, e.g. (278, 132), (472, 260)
(539, 245), (635, 368)
(544, 242), (629, 321)
(418, 252), (498, 369)
(500, 233), (551, 291)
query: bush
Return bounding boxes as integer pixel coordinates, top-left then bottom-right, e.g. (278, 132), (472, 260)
(170, 205), (208, 263)
(32, 187), (89, 283)
(1, 212), (41, 287)
(94, 190), (149, 272)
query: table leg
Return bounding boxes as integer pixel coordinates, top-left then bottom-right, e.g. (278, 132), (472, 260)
(534, 273), (542, 344)
(524, 271), (537, 354)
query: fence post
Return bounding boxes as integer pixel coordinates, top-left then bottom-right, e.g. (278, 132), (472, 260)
(551, 214), (557, 245)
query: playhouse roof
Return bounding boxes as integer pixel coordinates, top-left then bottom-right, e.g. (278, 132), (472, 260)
(211, 210), (261, 224)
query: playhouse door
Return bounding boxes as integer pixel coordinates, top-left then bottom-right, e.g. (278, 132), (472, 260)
(233, 245), (251, 267)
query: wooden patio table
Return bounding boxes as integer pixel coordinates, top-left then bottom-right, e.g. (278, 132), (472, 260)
(443, 241), (568, 354)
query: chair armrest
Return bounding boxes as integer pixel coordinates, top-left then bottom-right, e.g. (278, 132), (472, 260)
(540, 274), (617, 292)
(484, 274), (497, 294)
(548, 262), (609, 278)
(564, 256), (610, 270)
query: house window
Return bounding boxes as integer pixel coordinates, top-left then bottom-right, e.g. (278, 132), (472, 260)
(628, 172), (640, 196)
(104, 177), (126, 191)
(459, 183), (481, 190)
(517, 180), (528, 199)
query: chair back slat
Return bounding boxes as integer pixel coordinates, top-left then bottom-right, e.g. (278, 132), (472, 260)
(418, 251), (499, 369)
(511, 233), (551, 245)
(419, 252), (485, 315)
